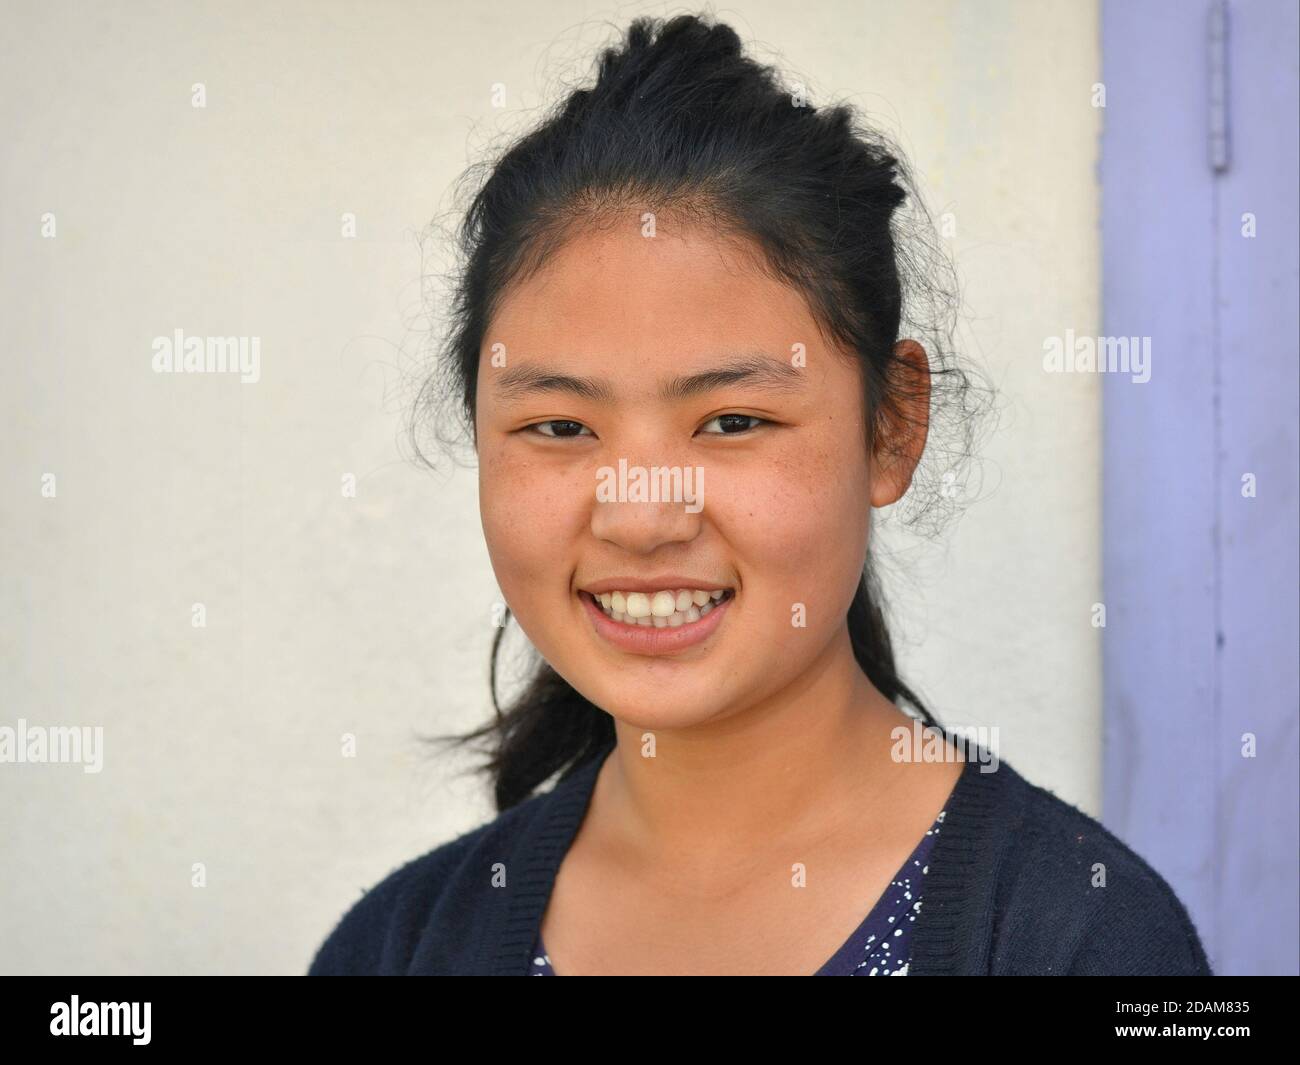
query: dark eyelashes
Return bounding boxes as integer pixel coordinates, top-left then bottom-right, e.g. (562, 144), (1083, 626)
(524, 419), (593, 439)
(705, 413), (766, 434)
(522, 414), (770, 439)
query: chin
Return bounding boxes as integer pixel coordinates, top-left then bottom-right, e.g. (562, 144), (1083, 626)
(571, 679), (731, 732)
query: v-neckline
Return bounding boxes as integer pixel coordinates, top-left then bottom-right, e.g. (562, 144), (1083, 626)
(807, 808), (944, 974)
(531, 781), (952, 976)
(476, 747), (1005, 976)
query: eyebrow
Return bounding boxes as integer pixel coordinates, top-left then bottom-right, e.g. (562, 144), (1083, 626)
(492, 353), (804, 403)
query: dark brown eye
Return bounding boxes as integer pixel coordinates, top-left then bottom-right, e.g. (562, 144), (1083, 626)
(529, 419), (592, 438)
(700, 413), (766, 434)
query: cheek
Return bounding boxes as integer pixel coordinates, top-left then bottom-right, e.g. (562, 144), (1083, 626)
(716, 430), (870, 618)
(479, 445), (546, 585)
(477, 442), (586, 599)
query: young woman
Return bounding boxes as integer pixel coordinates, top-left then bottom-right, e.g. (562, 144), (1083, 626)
(309, 13), (1211, 976)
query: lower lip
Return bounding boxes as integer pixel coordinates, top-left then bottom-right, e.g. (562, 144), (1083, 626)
(579, 590), (733, 656)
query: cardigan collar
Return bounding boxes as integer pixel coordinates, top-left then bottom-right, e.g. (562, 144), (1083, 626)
(908, 750), (1018, 974)
(486, 741), (1017, 976)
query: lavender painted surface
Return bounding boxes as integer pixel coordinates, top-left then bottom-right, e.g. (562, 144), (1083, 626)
(1212, 0), (1300, 977)
(1101, 0), (1299, 975)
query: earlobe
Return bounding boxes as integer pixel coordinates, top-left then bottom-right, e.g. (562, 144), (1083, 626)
(868, 459), (908, 509)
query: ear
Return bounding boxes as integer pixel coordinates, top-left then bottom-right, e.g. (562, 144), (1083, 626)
(868, 339), (931, 508)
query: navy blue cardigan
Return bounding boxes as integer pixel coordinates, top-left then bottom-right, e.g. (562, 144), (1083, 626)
(307, 745), (1213, 975)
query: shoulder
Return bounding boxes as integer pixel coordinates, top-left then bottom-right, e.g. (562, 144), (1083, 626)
(986, 761), (1212, 976)
(306, 776), (559, 976)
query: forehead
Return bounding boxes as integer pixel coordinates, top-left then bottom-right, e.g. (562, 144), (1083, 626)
(483, 223), (825, 372)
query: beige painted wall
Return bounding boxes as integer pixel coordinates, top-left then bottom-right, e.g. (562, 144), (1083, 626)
(0, 0), (1100, 973)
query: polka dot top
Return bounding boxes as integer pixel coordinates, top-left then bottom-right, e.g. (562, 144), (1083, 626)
(530, 807), (946, 975)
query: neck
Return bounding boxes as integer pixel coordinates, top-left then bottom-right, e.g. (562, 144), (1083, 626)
(594, 624), (920, 881)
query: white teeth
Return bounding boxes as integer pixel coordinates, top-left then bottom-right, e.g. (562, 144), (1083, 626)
(588, 587), (731, 628)
(651, 591), (676, 617)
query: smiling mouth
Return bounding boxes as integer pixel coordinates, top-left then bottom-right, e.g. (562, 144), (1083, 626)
(580, 588), (734, 628)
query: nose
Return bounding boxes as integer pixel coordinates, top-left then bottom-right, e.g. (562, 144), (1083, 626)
(588, 456), (705, 554)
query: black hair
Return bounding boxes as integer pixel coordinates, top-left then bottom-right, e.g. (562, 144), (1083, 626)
(411, 11), (994, 813)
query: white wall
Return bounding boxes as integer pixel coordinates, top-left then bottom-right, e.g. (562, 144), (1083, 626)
(0, 0), (1100, 974)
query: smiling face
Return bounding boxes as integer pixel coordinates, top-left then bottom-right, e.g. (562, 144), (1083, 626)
(474, 216), (915, 732)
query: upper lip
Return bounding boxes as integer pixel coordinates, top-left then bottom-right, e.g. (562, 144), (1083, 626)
(580, 575), (733, 595)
